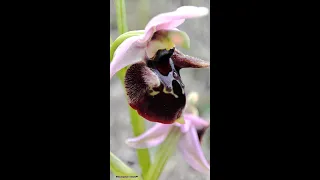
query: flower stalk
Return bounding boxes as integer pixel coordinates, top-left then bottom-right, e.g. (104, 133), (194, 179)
(110, 35), (151, 178)
(129, 108), (151, 178)
(145, 126), (181, 180)
(115, 0), (128, 35)
(113, 0), (151, 178)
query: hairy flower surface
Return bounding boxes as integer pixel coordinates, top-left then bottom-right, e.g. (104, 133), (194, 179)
(110, 6), (210, 124)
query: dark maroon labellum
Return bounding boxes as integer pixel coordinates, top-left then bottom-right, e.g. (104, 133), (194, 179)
(125, 48), (186, 124)
(124, 48), (209, 124)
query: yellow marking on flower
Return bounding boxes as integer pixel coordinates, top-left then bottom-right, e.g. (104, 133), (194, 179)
(175, 117), (185, 124)
(163, 88), (178, 98)
(163, 37), (175, 50)
(148, 86), (160, 96)
(149, 90), (160, 96)
(146, 35), (175, 59)
(181, 86), (185, 94)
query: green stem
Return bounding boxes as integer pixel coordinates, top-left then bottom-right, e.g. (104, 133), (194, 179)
(129, 107), (151, 178)
(110, 151), (141, 180)
(145, 127), (181, 180)
(115, 75), (151, 179)
(113, 0), (151, 174)
(115, 0), (128, 35)
(110, 32), (150, 178)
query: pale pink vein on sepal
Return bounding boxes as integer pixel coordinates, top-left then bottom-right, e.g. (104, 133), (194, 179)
(110, 35), (145, 79)
(178, 126), (210, 174)
(125, 124), (173, 149)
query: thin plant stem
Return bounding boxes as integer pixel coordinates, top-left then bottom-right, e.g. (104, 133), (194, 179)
(144, 127), (181, 180)
(112, 0), (151, 174)
(115, 0), (128, 35)
(114, 74), (151, 179)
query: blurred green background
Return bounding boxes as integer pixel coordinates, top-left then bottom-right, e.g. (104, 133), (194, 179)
(110, 0), (210, 179)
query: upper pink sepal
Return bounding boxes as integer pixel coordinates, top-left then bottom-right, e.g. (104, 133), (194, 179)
(110, 35), (145, 79)
(110, 6), (209, 79)
(140, 6), (209, 44)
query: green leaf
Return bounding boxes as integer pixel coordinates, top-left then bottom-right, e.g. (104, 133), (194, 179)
(115, 0), (128, 35)
(110, 151), (141, 180)
(145, 127), (181, 180)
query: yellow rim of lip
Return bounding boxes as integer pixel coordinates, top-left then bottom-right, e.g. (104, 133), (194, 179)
(175, 117), (185, 124)
(147, 36), (175, 59)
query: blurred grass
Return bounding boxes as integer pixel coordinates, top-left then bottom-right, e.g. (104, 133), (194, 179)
(115, 0), (128, 35)
(137, 0), (150, 28)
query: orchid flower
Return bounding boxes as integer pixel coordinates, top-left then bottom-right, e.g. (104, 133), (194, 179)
(110, 6), (210, 124)
(125, 92), (210, 174)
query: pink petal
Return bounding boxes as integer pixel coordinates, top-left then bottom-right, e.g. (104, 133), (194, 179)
(125, 123), (173, 149)
(110, 35), (146, 79)
(178, 126), (210, 174)
(140, 20), (185, 46)
(139, 6), (209, 44)
(184, 113), (209, 129)
(180, 116), (191, 133)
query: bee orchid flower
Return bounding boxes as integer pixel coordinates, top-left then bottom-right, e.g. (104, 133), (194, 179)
(125, 92), (210, 174)
(110, 6), (210, 124)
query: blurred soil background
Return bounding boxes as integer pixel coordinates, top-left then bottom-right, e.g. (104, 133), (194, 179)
(110, 0), (210, 179)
